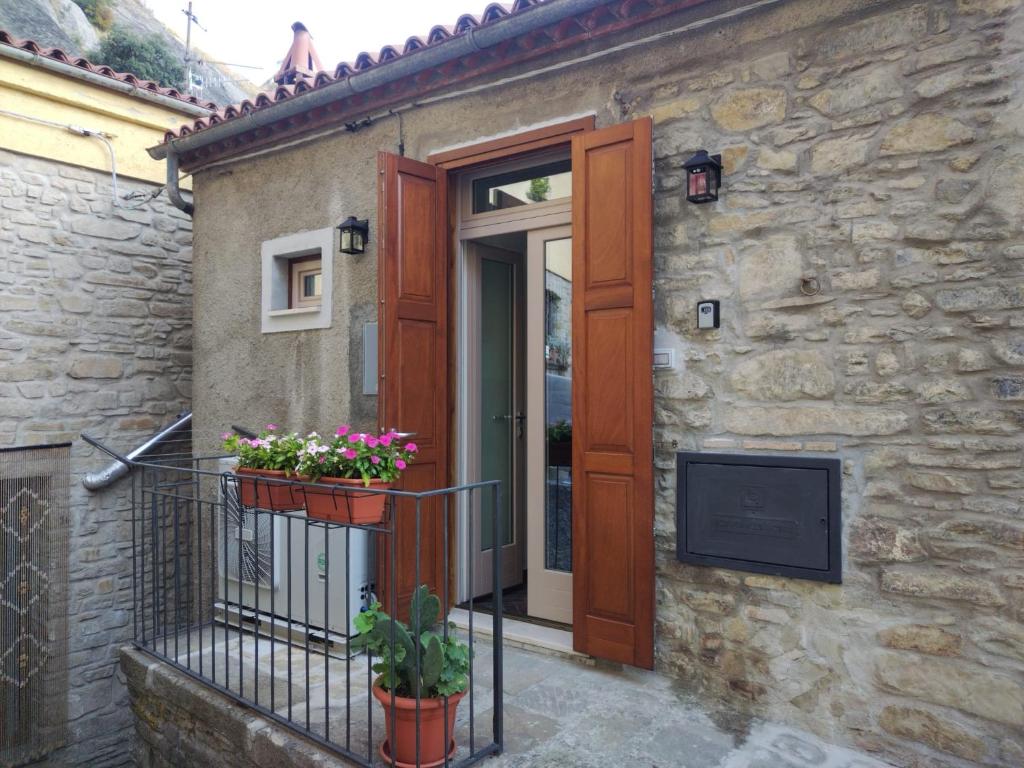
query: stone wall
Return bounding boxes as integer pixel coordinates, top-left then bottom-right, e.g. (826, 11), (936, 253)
(0, 147), (193, 766)
(186, 1), (1023, 766)
(641, 3), (1024, 766)
(120, 648), (352, 768)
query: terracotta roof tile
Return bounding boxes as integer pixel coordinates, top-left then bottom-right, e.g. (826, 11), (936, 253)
(163, 0), (701, 156)
(165, 0), (543, 142)
(0, 29), (218, 110)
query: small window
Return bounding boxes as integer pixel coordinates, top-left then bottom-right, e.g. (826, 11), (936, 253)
(260, 227), (334, 334)
(289, 257), (322, 309)
(471, 159), (571, 214)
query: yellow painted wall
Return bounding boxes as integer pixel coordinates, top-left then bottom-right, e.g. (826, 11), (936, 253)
(0, 56), (200, 187)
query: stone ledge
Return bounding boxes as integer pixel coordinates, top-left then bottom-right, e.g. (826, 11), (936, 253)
(119, 647), (349, 768)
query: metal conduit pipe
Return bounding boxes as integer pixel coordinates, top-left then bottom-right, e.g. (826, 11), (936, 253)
(149, 0), (610, 162)
(0, 45), (213, 118)
(82, 411), (192, 490)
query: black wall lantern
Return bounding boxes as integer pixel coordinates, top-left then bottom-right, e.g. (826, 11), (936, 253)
(683, 150), (722, 204)
(338, 216), (369, 254)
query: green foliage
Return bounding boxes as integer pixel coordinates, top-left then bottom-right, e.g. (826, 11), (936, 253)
(547, 419), (572, 443)
(91, 26), (184, 89)
(73, 0), (114, 31)
(222, 426), (304, 473)
(295, 427), (418, 485)
(351, 586), (470, 698)
(525, 176), (551, 203)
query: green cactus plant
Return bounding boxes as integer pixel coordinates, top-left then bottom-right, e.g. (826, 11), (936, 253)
(352, 585), (470, 698)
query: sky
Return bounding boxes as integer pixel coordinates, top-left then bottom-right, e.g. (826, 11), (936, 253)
(140, 0), (483, 91)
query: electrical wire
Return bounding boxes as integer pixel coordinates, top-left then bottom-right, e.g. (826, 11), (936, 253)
(0, 106), (189, 209)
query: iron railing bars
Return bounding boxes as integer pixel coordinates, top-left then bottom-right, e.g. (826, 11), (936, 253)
(492, 482), (504, 753)
(468, 486), (475, 757)
(304, 521), (311, 733)
(443, 493), (450, 768)
(270, 505), (276, 713)
(111, 449), (502, 768)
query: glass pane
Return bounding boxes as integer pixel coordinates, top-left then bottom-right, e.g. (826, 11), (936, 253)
(480, 259), (515, 551)
(544, 237), (572, 572)
(302, 272), (322, 298)
(472, 159), (571, 214)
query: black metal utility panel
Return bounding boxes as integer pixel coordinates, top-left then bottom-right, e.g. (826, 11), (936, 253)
(676, 452), (841, 583)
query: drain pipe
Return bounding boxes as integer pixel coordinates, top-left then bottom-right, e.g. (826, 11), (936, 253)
(82, 411), (192, 490)
(149, 0), (612, 164)
(165, 149), (194, 216)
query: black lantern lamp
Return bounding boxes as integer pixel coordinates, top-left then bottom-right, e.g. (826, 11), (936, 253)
(683, 150), (722, 204)
(338, 216), (369, 254)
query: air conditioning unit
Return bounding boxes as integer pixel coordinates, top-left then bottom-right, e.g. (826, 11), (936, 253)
(217, 460), (371, 637)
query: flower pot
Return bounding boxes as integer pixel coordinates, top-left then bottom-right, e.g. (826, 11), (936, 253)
(372, 683), (465, 768)
(234, 468), (304, 510)
(300, 476), (391, 525)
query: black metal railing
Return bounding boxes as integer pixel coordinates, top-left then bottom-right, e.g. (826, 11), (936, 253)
(85, 440), (503, 768)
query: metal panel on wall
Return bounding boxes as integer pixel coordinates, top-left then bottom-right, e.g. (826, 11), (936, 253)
(676, 452), (842, 584)
(1, 443), (70, 767)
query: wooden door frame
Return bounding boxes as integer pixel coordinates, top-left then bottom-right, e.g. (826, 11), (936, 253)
(427, 116), (596, 608)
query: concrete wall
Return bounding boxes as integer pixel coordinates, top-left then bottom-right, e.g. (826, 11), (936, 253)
(1, 148), (193, 766)
(188, 1), (1024, 765)
(0, 54), (199, 187)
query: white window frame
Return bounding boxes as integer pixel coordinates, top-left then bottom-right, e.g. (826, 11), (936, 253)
(290, 257), (323, 309)
(261, 227), (334, 333)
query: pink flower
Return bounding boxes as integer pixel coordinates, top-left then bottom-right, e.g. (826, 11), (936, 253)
(395, 459), (407, 470)
(344, 449), (358, 460)
(380, 435), (392, 446)
(348, 434), (360, 443)
(336, 424), (350, 436)
(318, 456), (325, 464)
(221, 432), (232, 440)
(404, 442), (418, 453)
(371, 455), (381, 465)
(266, 424), (278, 431)
(366, 437), (379, 448)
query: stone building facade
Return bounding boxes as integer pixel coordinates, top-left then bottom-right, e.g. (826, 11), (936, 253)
(0, 148), (194, 766)
(0, 31), (206, 766)
(164, 0), (1022, 766)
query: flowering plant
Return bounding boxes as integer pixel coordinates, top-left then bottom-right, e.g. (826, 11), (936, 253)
(222, 425), (304, 473)
(295, 425), (418, 485)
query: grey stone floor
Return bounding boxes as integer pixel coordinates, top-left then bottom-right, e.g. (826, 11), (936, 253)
(166, 626), (894, 768)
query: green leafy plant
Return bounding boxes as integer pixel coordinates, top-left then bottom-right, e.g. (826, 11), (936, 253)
(73, 0), (114, 31)
(222, 425), (304, 473)
(295, 426), (418, 485)
(547, 419), (572, 443)
(526, 176), (550, 203)
(91, 26), (184, 88)
(351, 586), (470, 698)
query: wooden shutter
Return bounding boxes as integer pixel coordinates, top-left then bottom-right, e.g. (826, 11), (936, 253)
(377, 152), (448, 618)
(571, 118), (654, 669)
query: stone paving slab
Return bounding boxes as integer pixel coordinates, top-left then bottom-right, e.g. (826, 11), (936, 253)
(158, 628), (895, 768)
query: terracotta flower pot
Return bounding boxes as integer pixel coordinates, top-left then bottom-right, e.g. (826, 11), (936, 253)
(372, 683), (465, 768)
(300, 476), (391, 525)
(234, 468), (303, 511)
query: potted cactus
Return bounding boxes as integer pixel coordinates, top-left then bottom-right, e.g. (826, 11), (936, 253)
(351, 586), (470, 767)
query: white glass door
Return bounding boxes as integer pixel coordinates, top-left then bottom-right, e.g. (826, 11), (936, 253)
(469, 243), (525, 598)
(526, 225), (573, 624)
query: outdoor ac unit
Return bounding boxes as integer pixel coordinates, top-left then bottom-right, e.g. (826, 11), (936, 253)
(217, 460), (370, 637)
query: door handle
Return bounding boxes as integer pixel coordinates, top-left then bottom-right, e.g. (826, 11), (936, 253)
(492, 413), (525, 438)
